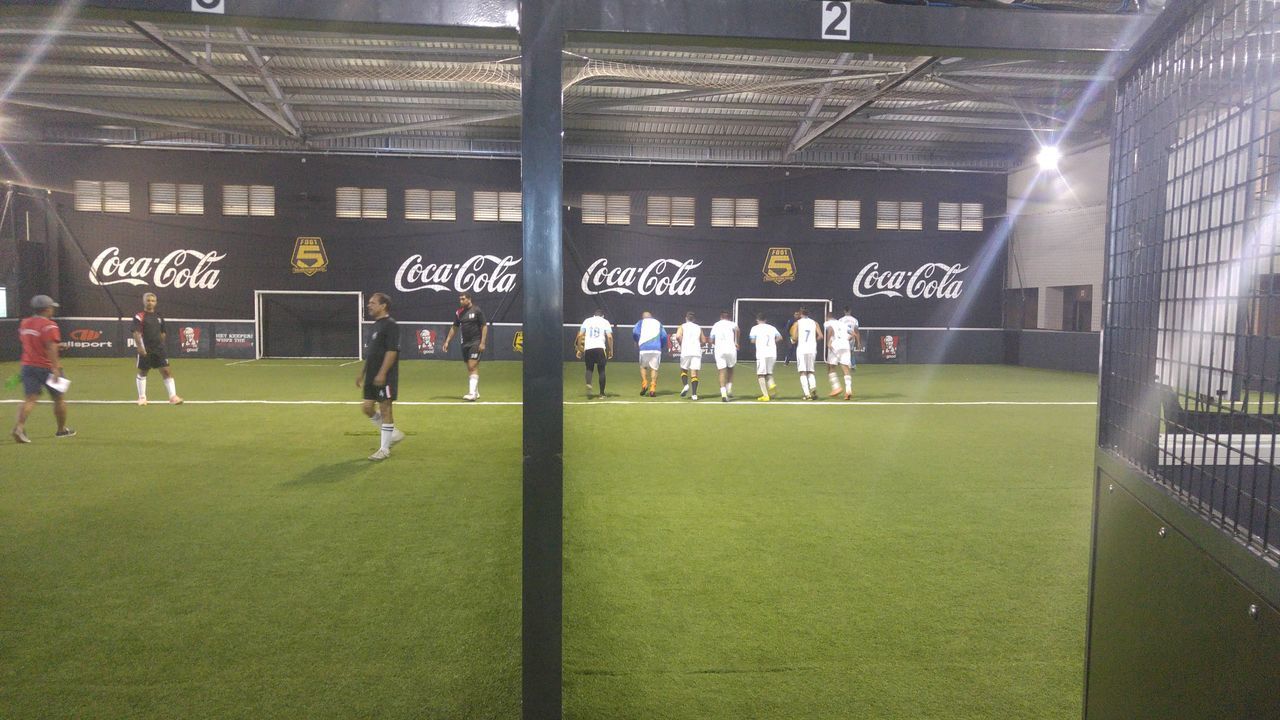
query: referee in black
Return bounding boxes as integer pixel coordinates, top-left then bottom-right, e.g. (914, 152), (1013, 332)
(442, 291), (488, 401)
(357, 292), (404, 460)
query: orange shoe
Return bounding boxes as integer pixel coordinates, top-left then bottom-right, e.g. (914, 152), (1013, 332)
(828, 388), (842, 398)
(844, 392), (852, 400)
(169, 396), (184, 405)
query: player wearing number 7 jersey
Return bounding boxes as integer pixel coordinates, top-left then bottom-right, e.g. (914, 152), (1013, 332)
(789, 307), (823, 400)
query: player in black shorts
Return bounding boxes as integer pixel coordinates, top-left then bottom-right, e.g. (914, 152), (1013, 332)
(575, 308), (614, 399)
(357, 292), (405, 460)
(131, 292), (183, 405)
(442, 291), (488, 401)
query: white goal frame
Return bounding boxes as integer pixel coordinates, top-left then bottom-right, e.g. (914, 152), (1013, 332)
(734, 297), (833, 361)
(254, 290), (364, 360)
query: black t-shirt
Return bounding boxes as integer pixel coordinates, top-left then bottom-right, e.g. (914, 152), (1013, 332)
(132, 311), (166, 354)
(364, 316), (401, 378)
(454, 305), (486, 345)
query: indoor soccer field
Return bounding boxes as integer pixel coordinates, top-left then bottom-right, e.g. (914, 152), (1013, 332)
(2, 358), (1098, 719)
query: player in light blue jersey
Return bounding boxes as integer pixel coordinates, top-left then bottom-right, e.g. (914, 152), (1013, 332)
(632, 311), (668, 397)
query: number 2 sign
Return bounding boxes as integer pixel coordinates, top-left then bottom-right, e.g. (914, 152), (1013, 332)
(822, 1), (851, 40)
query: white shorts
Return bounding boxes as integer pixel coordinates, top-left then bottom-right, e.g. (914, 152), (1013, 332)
(756, 356), (776, 376)
(828, 347), (851, 367)
(715, 352), (737, 370)
(797, 352), (817, 373)
(639, 351), (661, 370)
(680, 356), (702, 371)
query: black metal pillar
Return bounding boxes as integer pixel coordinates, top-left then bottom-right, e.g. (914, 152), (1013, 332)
(520, 1), (564, 718)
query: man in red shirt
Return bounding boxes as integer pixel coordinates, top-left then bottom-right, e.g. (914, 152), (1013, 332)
(12, 295), (74, 443)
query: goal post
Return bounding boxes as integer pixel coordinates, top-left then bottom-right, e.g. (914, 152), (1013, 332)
(254, 290), (364, 360)
(733, 297), (832, 362)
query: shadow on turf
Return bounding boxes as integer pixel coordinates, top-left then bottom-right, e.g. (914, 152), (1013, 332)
(281, 459), (375, 487)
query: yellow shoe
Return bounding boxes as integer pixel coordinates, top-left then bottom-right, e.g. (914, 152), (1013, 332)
(768, 384), (777, 397)
(757, 395), (771, 402)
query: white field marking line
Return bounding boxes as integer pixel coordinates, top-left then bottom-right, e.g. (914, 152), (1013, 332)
(224, 359), (257, 366)
(339, 360), (362, 367)
(0, 399), (1095, 407)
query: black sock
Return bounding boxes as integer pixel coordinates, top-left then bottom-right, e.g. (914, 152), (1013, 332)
(585, 369), (592, 387)
(691, 379), (699, 396)
(598, 369), (606, 396)
(681, 371), (688, 386)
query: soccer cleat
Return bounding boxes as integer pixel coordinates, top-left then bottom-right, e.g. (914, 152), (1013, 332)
(55, 428), (76, 438)
(768, 384), (778, 397)
(390, 428), (406, 445)
(829, 388), (842, 397)
(691, 394), (698, 401)
(680, 384), (689, 397)
(640, 385), (648, 396)
(648, 390), (656, 397)
(757, 395), (771, 402)
(844, 392), (852, 400)
(586, 384), (594, 398)
(137, 397), (148, 406)
(12, 427), (30, 444)
(169, 395), (184, 405)
(368, 448), (391, 461)
(462, 393), (477, 402)
(721, 395), (728, 402)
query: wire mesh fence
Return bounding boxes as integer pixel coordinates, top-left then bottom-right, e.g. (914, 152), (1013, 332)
(1101, 0), (1280, 560)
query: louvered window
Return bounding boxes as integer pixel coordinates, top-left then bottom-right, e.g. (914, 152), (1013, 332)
(814, 199), (861, 229)
(647, 196), (695, 227)
(224, 184), (274, 216)
(877, 200), (922, 230)
(75, 180), (130, 212)
(961, 202), (983, 232)
(938, 202), (962, 231)
(711, 197), (757, 228)
(582, 194), (631, 225)
(150, 183), (204, 215)
(336, 187), (387, 219)
(475, 191), (522, 222)
(405, 189), (457, 221)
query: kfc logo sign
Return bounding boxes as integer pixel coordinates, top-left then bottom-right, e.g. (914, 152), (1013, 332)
(89, 247), (224, 290)
(415, 328), (437, 355)
(852, 262), (967, 300)
(66, 328), (112, 349)
(179, 326), (201, 353)
(580, 258), (701, 296)
(395, 254), (520, 294)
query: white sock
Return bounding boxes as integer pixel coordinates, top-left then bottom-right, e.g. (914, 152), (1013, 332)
(768, 375), (776, 389)
(468, 374), (479, 395)
(844, 375), (852, 392)
(720, 385), (727, 398)
(828, 371), (839, 391)
(136, 375), (147, 399)
(369, 411), (382, 426)
(164, 377), (177, 399)
(727, 382), (733, 395)
(758, 377), (769, 395)
(380, 424), (394, 452)
(800, 375), (810, 395)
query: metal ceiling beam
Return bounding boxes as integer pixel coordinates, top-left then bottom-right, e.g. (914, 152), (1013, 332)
(787, 56), (940, 158)
(233, 27), (303, 137)
(785, 52), (854, 162)
(929, 73), (1067, 123)
(0, 97), (242, 134)
(129, 21), (301, 139)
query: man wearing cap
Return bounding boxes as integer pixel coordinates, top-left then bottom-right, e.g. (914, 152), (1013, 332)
(12, 295), (74, 443)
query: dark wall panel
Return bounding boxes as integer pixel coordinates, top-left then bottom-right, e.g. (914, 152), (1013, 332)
(1012, 330), (1100, 373)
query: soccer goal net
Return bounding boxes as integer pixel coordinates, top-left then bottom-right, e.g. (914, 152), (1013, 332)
(733, 298), (832, 362)
(255, 291), (363, 359)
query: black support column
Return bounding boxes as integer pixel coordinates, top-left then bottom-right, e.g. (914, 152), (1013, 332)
(520, 1), (564, 718)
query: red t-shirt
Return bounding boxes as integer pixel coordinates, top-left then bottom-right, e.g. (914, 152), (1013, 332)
(19, 315), (61, 369)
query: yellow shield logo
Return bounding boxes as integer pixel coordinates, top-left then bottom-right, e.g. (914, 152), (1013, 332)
(763, 247), (796, 284)
(291, 237), (328, 276)
(513, 331), (524, 353)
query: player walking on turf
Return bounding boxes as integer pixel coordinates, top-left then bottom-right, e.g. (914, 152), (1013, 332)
(790, 307), (823, 400)
(783, 309), (801, 365)
(442, 292), (487, 401)
(835, 305), (862, 399)
(357, 292), (404, 461)
(674, 312), (706, 400)
(131, 292), (183, 405)
(12, 295), (74, 443)
(709, 310), (739, 402)
(749, 313), (782, 402)
(824, 307), (856, 399)
(632, 311), (667, 397)
(576, 309), (613, 399)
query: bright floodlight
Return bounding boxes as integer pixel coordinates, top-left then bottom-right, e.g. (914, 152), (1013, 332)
(1037, 145), (1061, 171)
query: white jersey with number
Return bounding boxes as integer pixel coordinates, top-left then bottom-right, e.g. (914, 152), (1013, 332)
(709, 319), (737, 355)
(841, 314), (860, 346)
(794, 317), (819, 355)
(749, 323), (780, 358)
(580, 316), (612, 351)
(825, 318), (851, 351)
(679, 322), (703, 358)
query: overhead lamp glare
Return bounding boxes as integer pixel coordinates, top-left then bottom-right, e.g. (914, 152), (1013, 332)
(1037, 145), (1061, 171)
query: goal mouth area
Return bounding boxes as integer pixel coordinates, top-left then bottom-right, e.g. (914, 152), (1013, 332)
(733, 297), (832, 362)
(254, 290), (364, 361)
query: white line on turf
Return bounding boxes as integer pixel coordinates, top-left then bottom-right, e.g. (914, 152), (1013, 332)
(224, 359), (257, 366)
(0, 399), (1096, 407)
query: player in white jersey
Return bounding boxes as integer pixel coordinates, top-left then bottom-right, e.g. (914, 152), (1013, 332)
(674, 311), (706, 400)
(824, 308), (855, 399)
(708, 310), (739, 402)
(632, 311), (667, 397)
(789, 307), (823, 399)
(748, 313), (782, 402)
(576, 308), (613, 399)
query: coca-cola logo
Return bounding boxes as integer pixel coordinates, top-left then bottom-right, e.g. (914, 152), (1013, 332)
(395, 254), (520, 294)
(89, 247), (224, 290)
(852, 262), (967, 299)
(581, 258), (701, 296)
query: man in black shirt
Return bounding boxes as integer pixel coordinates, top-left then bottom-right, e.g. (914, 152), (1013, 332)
(131, 292), (183, 405)
(357, 292), (405, 461)
(442, 291), (488, 401)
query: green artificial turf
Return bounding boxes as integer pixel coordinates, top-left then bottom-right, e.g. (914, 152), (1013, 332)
(2, 358), (1098, 719)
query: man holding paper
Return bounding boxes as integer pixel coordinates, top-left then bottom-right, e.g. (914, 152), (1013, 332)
(12, 295), (74, 443)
